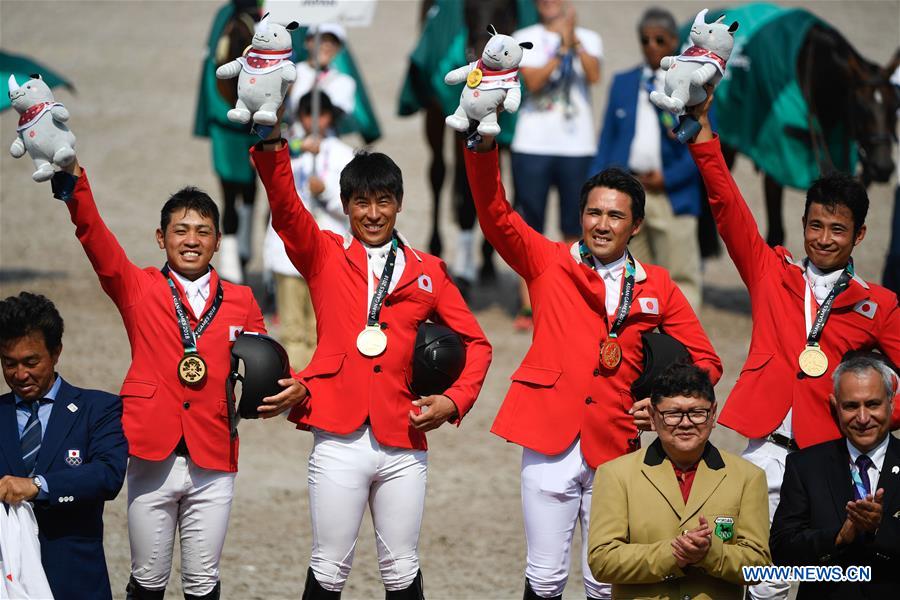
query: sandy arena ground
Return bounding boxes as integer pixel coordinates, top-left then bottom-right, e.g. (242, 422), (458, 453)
(1, 1), (899, 598)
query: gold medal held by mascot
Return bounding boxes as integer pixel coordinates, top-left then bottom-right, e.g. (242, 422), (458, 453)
(178, 353), (208, 385)
(466, 68), (483, 89)
(798, 344), (828, 377)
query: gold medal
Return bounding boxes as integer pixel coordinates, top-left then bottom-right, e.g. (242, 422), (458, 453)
(798, 344), (828, 377)
(466, 68), (483, 88)
(357, 325), (388, 357)
(178, 353), (207, 386)
(600, 338), (622, 369)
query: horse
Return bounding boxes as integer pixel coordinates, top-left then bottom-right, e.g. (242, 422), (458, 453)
(719, 24), (899, 247)
(416, 0), (523, 289)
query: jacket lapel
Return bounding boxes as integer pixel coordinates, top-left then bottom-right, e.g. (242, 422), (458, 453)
(681, 460), (727, 527)
(825, 440), (853, 523)
(345, 236), (371, 281)
(390, 245), (425, 295)
(640, 440), (686, 520)
(35, 379), (81, 474)
(0, 393), (27, 476)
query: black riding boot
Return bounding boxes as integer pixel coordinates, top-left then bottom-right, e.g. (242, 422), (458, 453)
(302, 567), (342, 599)
(184, 581), (221, 600)
(385, 570), (425, 600)
(523, 578), (561, 600)
(125, 576), (166, 600)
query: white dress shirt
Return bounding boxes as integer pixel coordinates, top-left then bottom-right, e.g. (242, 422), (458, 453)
(593, 252), (628, 316)
(776, 261), (846, 439)
(170, 268), (211, 319)
(364, 237), (406, 309)
(847, 434), (889, 492)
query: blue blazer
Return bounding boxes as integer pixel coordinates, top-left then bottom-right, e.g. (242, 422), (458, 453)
(0, 378), (127, 600)
(590, 65), (703, 217)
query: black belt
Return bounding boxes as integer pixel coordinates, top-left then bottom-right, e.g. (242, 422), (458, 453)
(767, 433), (799, 452)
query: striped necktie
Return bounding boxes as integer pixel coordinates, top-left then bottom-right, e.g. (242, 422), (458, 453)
(20, 399), (43, 476)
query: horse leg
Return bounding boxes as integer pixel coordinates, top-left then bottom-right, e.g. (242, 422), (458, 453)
(425, 102), (446, 257)
(452, 138), (477, 296)
(236, 178), (257, 267)
(218, 179), (244, 283)
(764, 174), (785, 247)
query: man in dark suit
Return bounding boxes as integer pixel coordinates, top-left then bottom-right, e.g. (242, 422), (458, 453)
(0, 291), (128, 600)
(771, 353), (900, 599)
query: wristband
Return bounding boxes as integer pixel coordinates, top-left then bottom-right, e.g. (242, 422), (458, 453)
(51, 171), (78, 201)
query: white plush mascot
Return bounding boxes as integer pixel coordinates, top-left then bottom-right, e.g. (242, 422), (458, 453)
(8, 74), (77, 182)
(216, 13), (298, 126)
(444, 25), (532, 137)
(650, 9), (739, 115)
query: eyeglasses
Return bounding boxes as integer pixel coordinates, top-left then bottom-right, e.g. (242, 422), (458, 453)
(659, 409), (711, 426)
(640, 35), (669, 47)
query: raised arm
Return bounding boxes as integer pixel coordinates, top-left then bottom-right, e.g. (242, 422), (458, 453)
(55, 160), (153, 308)
(874, 299), (900, 426)
(251, 139), (333, 279)
(687, 96), (777, 290)
(463, 143), (558, 281)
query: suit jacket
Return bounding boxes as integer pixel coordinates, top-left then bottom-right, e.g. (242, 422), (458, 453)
(0, 378), (127, 600)
(65, 171), (267, 472)
(588, 438), (771, 600)
(591, 65), (703, 217)
(689, 137), (900, 447)
(252, 144), (492, 451)
(771, 436), (900, 599)
(464, 148), (722, 468)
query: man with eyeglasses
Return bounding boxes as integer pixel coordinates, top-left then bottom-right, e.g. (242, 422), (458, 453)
(588, 363), (771, 600)
(590, 7), (705, 309)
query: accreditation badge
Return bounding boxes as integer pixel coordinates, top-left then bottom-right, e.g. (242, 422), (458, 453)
(467, 68), (483, 88)
(356, 325), (388, 357)
(798, 344), (828, 378)
(178, 352), (208, 386)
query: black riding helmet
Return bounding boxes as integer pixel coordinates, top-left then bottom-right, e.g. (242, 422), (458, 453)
(630, 332), (691, 400)
(410, 323), (467, 397)
(228, 332), (291, 420)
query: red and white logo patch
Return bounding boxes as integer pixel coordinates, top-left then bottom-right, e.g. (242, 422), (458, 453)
(853, 300), (877, 320)
(418, 274), (433, 294)
(638, 297), (659, 315)
(229, 325), (244, 341)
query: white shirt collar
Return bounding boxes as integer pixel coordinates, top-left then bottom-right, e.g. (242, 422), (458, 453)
(594, 252), (628, 282)
(170, 268), (211, 299)
(804, 260), (844, 287)
(847, 434), (889, 474)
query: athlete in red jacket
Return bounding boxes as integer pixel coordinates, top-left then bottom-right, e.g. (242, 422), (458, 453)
(688, 92), (900, 600)
(52, 158), (306, 600)
(252, 134), (491, 599)
(465, 136), (721, 599)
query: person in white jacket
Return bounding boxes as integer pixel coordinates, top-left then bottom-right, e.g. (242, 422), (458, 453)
(264, 91), (353, 368)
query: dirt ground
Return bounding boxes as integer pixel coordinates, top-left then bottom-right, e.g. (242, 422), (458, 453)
(1, 1), (898, 598)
